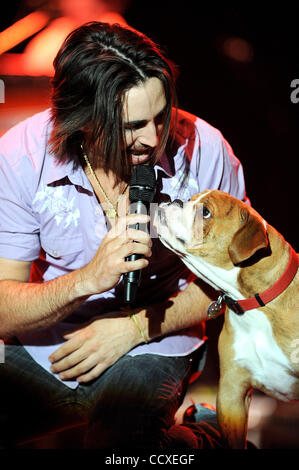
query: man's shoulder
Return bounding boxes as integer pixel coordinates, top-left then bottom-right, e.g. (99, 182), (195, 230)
(1, 108), (51, 137)
(0, 109), (52, 168)
(174, 108), (223, 141)
(168, 108), (224, 161)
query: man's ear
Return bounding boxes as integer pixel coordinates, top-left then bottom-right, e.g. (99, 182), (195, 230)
(228, 208), (268, 264)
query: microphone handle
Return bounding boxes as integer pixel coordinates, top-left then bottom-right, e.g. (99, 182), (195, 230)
(123, 201), (148, 303)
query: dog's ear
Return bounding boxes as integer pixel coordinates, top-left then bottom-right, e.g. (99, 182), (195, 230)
(228, 208), (268, 264)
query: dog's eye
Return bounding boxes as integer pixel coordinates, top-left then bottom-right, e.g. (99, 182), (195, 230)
(203, 206), (211, 219)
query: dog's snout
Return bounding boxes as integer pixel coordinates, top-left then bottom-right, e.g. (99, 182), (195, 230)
(157, 199), (184, 228)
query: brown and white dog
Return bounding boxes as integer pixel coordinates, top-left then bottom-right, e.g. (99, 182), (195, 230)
(154, 190), (299, 448)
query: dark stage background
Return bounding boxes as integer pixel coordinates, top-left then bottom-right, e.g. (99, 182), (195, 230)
(125, 3), (299, 252)
(0, 1), (298, 449)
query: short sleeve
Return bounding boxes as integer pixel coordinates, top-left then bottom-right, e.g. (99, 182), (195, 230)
(218, 134), (250, 205)
(193, 118), (251, 205)
(0, 153), (40, 261)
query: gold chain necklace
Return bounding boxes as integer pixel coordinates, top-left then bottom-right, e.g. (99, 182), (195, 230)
(81, 145), (118, 218)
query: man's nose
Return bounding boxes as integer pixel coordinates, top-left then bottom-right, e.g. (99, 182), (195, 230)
(140, 121), (159, 148)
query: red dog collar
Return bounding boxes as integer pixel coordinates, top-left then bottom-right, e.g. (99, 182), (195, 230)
(221, 245), (299, 315)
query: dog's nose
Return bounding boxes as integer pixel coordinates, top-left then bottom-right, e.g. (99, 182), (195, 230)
(172, 199), (183, 208)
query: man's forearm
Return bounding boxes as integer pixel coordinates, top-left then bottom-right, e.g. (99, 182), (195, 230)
(137, 279), (218, 341)
(0, 270), (89, 337)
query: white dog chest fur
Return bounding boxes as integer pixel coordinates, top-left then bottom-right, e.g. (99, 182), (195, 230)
(228, 308), (297, 401)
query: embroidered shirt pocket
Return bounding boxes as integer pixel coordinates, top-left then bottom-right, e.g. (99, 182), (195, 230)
(40, 236), (84, 271)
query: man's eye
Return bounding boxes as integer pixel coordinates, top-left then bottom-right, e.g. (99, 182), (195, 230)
(125, 123), (144, 131)
(203, 206), (211, 219)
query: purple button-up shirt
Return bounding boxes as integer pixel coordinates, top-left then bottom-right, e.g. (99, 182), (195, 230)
(0, 108), (249, 388)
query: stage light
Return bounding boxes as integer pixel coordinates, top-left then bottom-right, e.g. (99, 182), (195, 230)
(222, 37), (254, 63)
(0, 11), (49, 55)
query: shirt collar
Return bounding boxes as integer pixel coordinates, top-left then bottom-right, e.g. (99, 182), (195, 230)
(155, 151), (175, 177)
(45, 153), (91, 190)
(45, 149), (175, 187)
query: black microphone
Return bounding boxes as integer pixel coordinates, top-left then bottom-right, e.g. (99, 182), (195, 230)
(123, 164), (156, 304)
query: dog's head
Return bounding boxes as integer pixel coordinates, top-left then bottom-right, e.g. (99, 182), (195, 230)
(154, 190), (269, 270)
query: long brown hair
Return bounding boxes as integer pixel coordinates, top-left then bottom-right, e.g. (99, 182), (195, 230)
(48, 21), (178, 182)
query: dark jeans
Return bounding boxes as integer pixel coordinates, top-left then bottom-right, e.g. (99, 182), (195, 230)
(0, 338), (223, 449)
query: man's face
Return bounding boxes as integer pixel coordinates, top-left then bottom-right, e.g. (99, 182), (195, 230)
(123, 77), (167, 166)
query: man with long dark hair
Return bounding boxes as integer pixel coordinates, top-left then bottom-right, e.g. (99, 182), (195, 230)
(0, 22), (248, 448)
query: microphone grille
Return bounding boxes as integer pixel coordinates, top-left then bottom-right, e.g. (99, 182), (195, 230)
(129, 165), (156, 203)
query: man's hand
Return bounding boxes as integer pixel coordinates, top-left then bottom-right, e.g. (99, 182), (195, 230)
(48, 213), (152, 383)
(49, 314), (142, 383)
(77, 213), (152, 297)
